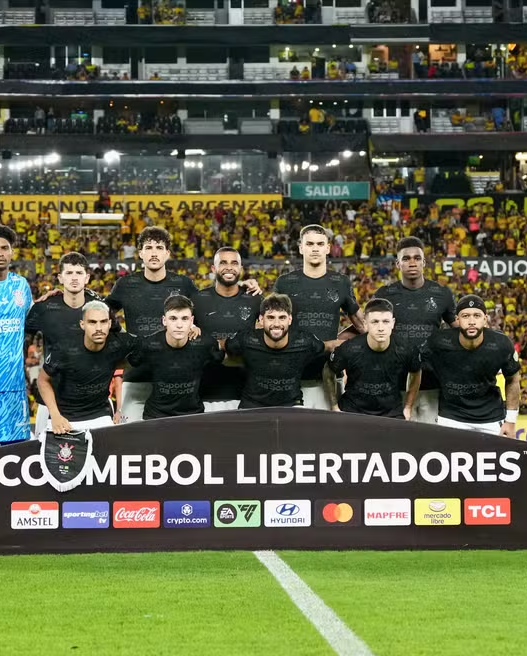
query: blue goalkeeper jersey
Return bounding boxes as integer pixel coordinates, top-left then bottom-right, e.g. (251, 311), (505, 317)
(0, 272), (32, 392)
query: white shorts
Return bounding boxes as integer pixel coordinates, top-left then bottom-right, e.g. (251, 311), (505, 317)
(204, 400), (240, 412)
(46, 415), (114, 433)
(34, 403), (49, 441)
(406, 389), (439, 425)
(437, 415), (502, 436)
(301, 381), (331, 411)
(122, 382), (152, 423)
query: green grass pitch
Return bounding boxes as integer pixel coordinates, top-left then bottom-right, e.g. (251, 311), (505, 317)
(2, 550), (526, 655)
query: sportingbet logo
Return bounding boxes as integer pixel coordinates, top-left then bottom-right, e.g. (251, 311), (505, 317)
(62, 501), (110, 529)
(164, 501), (210, 528)
(113, 501), (160, 528)
(264, 500), (311, 527)
(464, 498), (511, 525)
(213, 500), (261, 528)
(364, 499), (411, 526)
(11, 502), (59, 529)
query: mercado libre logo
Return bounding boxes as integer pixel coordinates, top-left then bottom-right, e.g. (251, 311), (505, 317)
(213, 500), (261, 528)
(414, 499), (461, 526)
(315, 500), (362, 527)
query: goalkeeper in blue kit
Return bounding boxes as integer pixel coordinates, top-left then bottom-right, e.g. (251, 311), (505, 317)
(0, 226), (33, 443)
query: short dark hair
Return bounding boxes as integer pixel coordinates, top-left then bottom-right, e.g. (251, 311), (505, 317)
(260, 293), (292, 316)
(396, 237), (425, 253)
(0, 225), (17, 247)
(299, 224), (328, 241)
(164, 294), (194, 314)
(214, 247), (241, 263)
(364, 298), (394, 316)
(138, 226), (171, 250)
(59, 251), (89, 273)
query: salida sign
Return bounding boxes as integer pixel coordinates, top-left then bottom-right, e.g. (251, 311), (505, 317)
(0, 409), (525, 553)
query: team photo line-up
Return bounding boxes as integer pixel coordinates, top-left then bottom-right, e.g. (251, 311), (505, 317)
(0, 223), (520, 444)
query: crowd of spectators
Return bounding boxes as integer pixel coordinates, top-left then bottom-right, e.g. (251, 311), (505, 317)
(274, 1), (321, 24)
(11, 198), (527, 415)
(138, 0), (185, 24)
(366, 0), (412, 23)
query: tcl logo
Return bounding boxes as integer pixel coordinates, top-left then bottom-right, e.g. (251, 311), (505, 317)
(464, 498), (511, 525)
(113, 501), (160, 528)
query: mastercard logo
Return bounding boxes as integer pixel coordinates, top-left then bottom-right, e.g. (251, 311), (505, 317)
(322, 503), (354, 524)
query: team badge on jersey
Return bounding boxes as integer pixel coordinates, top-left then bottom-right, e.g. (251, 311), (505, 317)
(425, 297), (438, 312)
(327, 289), (339, 303)
(12, 289), (25, 307)
(39, 429), (93, 492)
(239, 306), (252, 321)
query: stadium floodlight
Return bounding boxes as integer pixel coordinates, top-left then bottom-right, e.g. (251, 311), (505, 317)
(342, 150), (352, 158)
(359, 150), (366, 157)
(293, 164), (298, 172)
(301, 161), (310, 170)
(172, 149), (204, 156)
(309, 164), (319, 172)
(104, 150), (121, 164)
(279, 162), (286, 173)
(45, 152), (60, 164)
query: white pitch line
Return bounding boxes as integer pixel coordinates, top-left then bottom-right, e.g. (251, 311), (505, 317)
(254, 550), (375, 656)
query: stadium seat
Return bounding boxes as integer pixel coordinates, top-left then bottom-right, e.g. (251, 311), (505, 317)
(243, 9), (272, 25)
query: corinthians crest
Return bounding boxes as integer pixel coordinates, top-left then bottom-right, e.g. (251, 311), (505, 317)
(39, 430), (93, 492)
(425, 297), (438, 312)
(239, 306), (252, 320)
(327, 289), (339, 303)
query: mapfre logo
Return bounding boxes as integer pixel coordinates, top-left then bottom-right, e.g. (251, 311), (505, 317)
(112, 501), (160, 528)
(464, 498), (511, 525)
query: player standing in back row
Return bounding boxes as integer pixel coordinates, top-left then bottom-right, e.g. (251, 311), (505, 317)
(192, 247), (261, 411)
(274, 225), (365, 410)
(374, 237), (457, 424)
(105, 227), (198, 423)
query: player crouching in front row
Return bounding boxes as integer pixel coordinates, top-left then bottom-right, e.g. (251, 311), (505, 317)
(38, 301), (137, 434)
(421, 294), (520, 437)
(323, 298), (422, 419)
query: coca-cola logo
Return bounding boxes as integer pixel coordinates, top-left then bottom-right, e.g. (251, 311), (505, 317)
(112, 501), (160, 529)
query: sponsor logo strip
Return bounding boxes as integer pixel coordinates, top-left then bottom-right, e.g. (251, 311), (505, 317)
(112, 501), (160, 528)
(364, 499), (411, 526)
(214, 500), (261, 528)
(164, 501), (211, 528)
(315, 500), (362, 527)
(62, 501), (110, 529)
(464, 498), (511, 525)
(414, 498), (461, 526)
(11, 502), (59, 530)
(264, 500), (311, 528)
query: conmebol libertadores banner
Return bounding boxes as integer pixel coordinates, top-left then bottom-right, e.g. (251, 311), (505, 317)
(0, 409), (526, 553)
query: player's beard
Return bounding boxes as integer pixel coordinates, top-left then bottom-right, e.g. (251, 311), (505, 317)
(264, 325), (289, 342)
(216, 271), (241, 287)
(459, 326), (484, 341)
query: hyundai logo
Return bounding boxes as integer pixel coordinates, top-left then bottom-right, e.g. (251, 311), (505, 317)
(276, 503), (300, 516)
